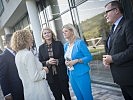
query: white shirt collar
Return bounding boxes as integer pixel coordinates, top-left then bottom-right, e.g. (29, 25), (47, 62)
(6, 48), (15, 56)
(114, 16), (123, 30)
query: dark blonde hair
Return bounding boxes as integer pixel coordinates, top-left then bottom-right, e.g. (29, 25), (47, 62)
(62, 23), (80, 38)
(11, 29), (33, 52)
(41, 27), (56, 43)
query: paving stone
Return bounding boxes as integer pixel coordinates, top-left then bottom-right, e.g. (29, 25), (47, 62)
(66, 83), (124, 100)
(0, 83), (124, 100)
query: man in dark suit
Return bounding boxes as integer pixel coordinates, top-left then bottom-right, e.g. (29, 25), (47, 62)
(103, 1), (133, 100)
(0, 34), (24, 100)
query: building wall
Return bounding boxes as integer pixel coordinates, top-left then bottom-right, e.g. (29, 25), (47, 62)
(0, 0), (22, 28)
(0, 0), (42, 50)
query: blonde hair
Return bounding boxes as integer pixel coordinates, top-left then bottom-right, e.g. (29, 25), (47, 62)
(11, 29), (32, 52)
(41, 27), (56, 43)
(62, 23), (80, 38)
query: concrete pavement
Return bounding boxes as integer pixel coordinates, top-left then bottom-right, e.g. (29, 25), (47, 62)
(92, 83), (124, 100)
(50, 83), (124, 100)
(0, 83), (124, 100)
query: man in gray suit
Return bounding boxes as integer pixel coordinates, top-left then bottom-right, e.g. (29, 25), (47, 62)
(103, 1), (133, 100)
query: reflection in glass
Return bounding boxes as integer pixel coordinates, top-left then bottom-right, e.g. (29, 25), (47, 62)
(61, 11), (73, 25)
(45, 0), (69, 21)
(49, 20), (57, 37)
(48, 11), (72, 43)
(77, 0), (114, 84)
(39, 11), (46, 25)
(23, 16), (29, 29)
(51, 0), (69, 14)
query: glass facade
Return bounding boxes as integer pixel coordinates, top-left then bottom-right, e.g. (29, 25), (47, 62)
(37, 0), (115, 85)
(13, 14), (30, 32)
(0, 0), (131, 90)
(76, 0), (114, 84)
(11, 0), (123, 85)
(12, 0), (133, 86)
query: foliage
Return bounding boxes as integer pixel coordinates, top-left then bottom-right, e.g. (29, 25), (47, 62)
(80, 13), (110, 40)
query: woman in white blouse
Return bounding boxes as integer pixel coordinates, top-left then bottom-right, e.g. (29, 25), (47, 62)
(11, 29), (51, 100)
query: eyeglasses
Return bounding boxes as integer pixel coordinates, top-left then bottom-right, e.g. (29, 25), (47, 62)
(105, 8), (116, 14)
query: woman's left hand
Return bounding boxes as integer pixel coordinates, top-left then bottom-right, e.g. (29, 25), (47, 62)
(42, 67), (49, 73)
(68, 59), (78, 67)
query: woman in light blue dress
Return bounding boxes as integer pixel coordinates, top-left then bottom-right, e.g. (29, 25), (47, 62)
(62, 23), (93, 100)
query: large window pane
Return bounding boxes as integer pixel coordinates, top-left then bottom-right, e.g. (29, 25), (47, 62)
(23, 16), (29, 28)
(51, 0), (69, 14)
(48, 11), (73, 43)
(61, 11), (73, 25)
(45, 0), (69, 21)
(77, 0), (113, 84)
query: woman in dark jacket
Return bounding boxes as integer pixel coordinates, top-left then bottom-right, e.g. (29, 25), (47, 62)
(39, 27), (71, 100)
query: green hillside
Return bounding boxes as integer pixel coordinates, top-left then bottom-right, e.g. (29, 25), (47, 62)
(81, 13), (110, 40)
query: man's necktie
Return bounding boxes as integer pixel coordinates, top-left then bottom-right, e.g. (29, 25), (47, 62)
(107, 24), (115, 48)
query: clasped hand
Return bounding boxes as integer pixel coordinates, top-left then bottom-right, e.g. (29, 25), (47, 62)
(102, 55), (113, 68)
(65, 59), (77, 67)
(48, 58), (58, 65)
(42, 67), (49, 73)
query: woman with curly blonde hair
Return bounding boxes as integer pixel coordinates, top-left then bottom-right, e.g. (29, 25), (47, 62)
(11, 29), (51, 100)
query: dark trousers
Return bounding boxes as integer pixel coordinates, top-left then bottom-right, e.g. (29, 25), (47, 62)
(120, 85), (133, 100)
(48, 75), (71, 100)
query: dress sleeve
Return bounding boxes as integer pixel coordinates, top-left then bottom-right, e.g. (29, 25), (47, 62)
(25, 51), (46, 82)
(78, 39), (93, 64)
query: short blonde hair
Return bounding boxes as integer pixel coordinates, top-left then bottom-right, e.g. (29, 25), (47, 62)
(41, 27), (56, 43)
(11, 29), (32, 52)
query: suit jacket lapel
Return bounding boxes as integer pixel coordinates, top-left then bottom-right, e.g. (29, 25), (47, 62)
(109, 25), (122, 49)
(105, 33), (110, 53)
(108, 18), (124, 52)
(4, 49), (15, 58)
(3, 49), (16, 65)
